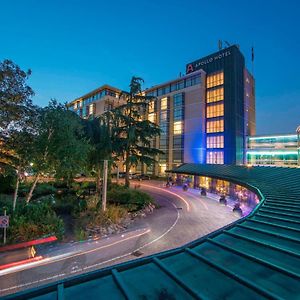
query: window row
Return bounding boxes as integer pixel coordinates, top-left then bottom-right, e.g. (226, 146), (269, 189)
(146, 74), (201, 97)
(206, 119), (224, 133)
(207, 103), (224, 118)
(73, 89), (118, 109)
(206, 71), (224, 88)
(207, 151), (224, 164)
(207, 135), (224, 149)
(206, 87), (224, 103)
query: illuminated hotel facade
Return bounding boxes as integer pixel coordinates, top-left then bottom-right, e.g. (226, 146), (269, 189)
(68, 45), (255, 175)
(145, 45), (255, 174)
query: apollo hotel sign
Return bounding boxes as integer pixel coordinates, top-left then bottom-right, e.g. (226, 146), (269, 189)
(186, 50), (231, 74)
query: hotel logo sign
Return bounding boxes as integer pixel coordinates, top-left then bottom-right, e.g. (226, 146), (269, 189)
(186, 50), (231, 74)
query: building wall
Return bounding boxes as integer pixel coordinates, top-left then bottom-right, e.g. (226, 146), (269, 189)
(68, 46), (256, 175)
(145, 70), (205, 175)
(186, 45), (252, 165)
(183, 83), (206, 164)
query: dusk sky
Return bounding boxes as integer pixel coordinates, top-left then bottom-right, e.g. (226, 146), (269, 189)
(1, 0), (299, 135)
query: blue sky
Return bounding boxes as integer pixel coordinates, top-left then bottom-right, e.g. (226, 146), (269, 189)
(1, 0), (299, 134)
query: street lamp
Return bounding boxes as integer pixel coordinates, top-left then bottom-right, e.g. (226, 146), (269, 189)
(297, 125), (300, 166)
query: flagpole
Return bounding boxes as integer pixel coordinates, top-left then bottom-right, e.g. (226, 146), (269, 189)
(251, 46), (254, 76)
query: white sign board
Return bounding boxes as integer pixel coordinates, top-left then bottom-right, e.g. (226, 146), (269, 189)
(0, 216), (9, 228)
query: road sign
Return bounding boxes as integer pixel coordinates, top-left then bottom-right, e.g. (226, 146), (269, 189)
(0, 216), (9, 228)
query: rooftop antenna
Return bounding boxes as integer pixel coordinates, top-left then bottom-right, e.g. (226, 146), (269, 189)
(218, 40), (223, 50)
(224, 40), (230, 48)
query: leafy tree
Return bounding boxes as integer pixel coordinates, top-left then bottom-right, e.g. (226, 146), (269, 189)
(0, 59), (34, 139)
(0, 59), (37, 210)
(26, 100), (90, 203)
(114, 77), (162, 187)
(82, 116), (112, 199)
(6, 110), (40, 210)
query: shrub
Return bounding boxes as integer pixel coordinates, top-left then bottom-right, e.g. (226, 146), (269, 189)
(74, 227), (88, 241)
(105, 205), (127, 223)
(5, 201), (64, 244)
(107, 188), (154, 211)
(33, 183), (57, 198)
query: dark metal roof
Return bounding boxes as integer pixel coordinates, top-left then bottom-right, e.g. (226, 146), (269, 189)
(4, 164), (300, 299)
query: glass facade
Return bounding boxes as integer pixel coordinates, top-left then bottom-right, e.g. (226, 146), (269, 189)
(207, 135), (224, 148)
(205, 71), (225, 164)
(206, 71), (224, 88)
(247, 134), (298, 166)
(70, 88), (120, 118)
(206, 87), (224, 103)
(172, 93), (184, 163)
(146, 73), (201, 98)
(207, 151), (224, 164)
(206, 104), (224, 118)
(206, 119), (224, 133)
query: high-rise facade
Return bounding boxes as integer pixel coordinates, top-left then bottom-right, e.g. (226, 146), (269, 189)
(68, 45), (255, 175)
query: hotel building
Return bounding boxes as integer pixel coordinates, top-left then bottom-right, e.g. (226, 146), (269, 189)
(68, 45), (255, 175)
(69, 85), (123, 118)
(145, 45), (255, 174)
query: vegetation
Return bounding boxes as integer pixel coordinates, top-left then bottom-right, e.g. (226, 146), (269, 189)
(113, 77), (163, 187)
(0, 59), (160, 244)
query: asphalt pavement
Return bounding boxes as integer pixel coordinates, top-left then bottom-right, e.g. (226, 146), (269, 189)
(0, 181), (239, 297)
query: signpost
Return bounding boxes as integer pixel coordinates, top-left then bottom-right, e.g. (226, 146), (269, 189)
(0, 210), (9, 244)
(102, 160), (108, 212)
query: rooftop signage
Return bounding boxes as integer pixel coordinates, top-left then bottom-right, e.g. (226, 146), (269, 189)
(186, 49), (231, 74)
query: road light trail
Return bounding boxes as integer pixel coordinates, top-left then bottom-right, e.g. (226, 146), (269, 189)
(0, 228), (150, 277)
(139, 183), (191, 211)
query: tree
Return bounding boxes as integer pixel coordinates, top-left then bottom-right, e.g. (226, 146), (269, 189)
(5, 107), (40, 210)
(0, 59), (36, 210)
(114, 77), (163, 187)
(26, 100), (90, 203)
(82, 115), (112, 201)
(0, 59), (34, 139)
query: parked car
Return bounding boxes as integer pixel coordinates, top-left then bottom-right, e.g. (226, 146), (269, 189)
(136, 174), (151, 181)
(129, 173), (137, 180)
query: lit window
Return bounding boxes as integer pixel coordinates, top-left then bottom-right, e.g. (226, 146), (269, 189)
(207, 151), (224, 164)
(207, 103), (224, 118)
(206, 119), (224, 133)
(161, 97), (168, 110)
(206, 87), (224, 103)
(207, 135), (224, 148)
(206, 71), (224, 88)
(174, 121), (183, 135)
(149, 100), (155, 113)
(160, 163), (167, 174)
(148, 113), (156, 123)
(89, 104), (95, 115)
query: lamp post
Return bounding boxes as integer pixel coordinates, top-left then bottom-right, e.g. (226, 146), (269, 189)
(297, 126), (300, 166)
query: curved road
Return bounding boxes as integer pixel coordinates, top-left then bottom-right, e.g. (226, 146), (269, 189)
(0, 181), (239, 296)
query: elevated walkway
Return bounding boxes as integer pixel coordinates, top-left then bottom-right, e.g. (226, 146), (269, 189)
(4, 164), (300, 299)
